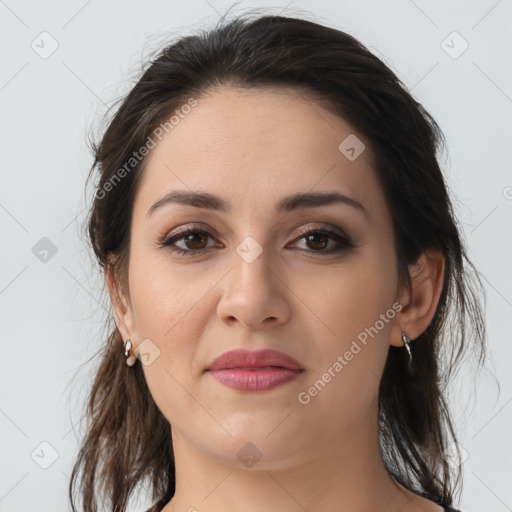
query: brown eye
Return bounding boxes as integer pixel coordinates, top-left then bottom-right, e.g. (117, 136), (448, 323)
(160, 225), (354, 257)
(181, 232), (208, 250)
(161, 228), (217, 256)
(304, 232), (330, 251)
(290, 228), (354, 254)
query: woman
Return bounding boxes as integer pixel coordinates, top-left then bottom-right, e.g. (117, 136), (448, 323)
(69, 11), (487, 512)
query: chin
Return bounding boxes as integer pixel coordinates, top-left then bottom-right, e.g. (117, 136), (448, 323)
(200, 419), (308, 468)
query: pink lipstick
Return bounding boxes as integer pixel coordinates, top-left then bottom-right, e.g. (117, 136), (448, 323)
(205, 348), (304, 392)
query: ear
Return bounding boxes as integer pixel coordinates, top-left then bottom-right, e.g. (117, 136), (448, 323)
(390, 249), (445, 347)
(105, 257), (136, 347)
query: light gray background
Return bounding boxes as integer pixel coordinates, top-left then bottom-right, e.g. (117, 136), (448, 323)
(1, 1), (511, 511)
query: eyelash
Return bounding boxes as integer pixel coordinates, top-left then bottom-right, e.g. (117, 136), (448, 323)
(158, 225), (355, 257)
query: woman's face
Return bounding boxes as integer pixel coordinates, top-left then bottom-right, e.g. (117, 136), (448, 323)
(116, 86), (404, 468)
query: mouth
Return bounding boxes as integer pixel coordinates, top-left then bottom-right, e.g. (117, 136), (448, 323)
(205, 348), (305, 392)
(206, 367), (304, 392)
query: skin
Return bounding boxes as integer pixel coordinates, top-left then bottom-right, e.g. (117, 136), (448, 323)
(108, 86), (446, 512)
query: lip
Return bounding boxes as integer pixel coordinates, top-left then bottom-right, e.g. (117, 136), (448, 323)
(206, 348), (304, 371)
(205, 349), (305, 392)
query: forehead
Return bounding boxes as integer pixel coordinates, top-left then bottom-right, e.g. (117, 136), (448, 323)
(134, 85), (386, 220)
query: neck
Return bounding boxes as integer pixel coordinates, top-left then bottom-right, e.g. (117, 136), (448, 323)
(162, 402), (424, 512)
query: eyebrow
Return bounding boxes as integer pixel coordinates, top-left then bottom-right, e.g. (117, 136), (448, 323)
(146, 190), (368, 219)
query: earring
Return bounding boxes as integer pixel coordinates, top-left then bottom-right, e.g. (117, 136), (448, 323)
(401, 331), (412, 363)
(124, 338), (138, 367)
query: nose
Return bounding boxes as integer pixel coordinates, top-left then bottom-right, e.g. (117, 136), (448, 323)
(216, 244), (291, 330)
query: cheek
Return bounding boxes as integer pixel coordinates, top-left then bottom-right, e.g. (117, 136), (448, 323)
(129, 252), (210, 336)
(300, 248), (397, 414)
(128, 257), (213, 427)
(306, 249), (397, 346)
(298, 290), (394, 442)
(127, 254), (208, 394)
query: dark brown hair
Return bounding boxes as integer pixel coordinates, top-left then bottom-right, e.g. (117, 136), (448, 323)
(69, 11), (487, 511)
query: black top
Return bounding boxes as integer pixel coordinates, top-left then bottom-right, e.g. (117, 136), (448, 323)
(145, 499), (462, 511)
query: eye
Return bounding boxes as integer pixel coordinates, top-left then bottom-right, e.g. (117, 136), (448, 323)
(288, 226), (355, 255)
(158, 225), (354, 257)
(159, 226), (218, 256)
